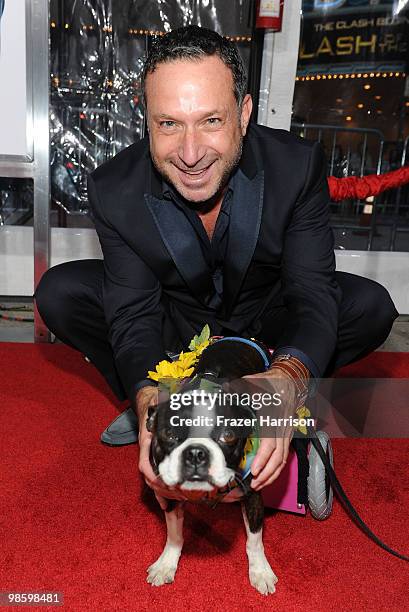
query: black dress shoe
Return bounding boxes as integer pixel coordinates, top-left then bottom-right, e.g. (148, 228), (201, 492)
(100, 406), (139, 446)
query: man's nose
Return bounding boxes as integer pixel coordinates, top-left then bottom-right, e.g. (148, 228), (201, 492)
(178, 129), (206, 168)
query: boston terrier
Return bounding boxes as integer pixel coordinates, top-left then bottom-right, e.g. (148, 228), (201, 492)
(145, 338), (278, 595)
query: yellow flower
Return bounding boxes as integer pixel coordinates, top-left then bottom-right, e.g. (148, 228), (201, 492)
(177, 351), (198, 371)
(147, 352), (198, 383)
(295, 405), (311, 436)
(147, 325), (213, 389)
(194, 339), (210, 356)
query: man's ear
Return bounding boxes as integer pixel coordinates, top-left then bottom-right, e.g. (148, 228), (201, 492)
(240, 94), (253, 136)
(146, 406), (157, 433)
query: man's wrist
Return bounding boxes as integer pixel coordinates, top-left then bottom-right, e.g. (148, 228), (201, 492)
(135, 385), (158, 421)
(268, 355), (310, 408)
(135, 379), (157, 394)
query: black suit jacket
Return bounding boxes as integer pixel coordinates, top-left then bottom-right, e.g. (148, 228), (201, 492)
(89, 122), (341, 400)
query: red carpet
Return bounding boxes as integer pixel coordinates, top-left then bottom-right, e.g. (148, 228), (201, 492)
(0, 344), (408, 611)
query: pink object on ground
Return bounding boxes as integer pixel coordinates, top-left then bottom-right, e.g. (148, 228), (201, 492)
(262, 447), (306, 515)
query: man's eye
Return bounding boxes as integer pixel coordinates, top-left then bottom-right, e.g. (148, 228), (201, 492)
(160, 121), (176, 129)
(207, 117), (221, 125)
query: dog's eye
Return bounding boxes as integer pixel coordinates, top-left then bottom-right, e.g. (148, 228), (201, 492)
(161, 428), (178, 442)
(219, 430), (237, 445)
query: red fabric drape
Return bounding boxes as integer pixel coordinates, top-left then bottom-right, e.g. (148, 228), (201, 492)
(328, 166), (409, 201)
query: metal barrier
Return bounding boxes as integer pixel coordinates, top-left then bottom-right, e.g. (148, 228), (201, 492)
(388, 135), (409, 250)
(290, 122), (409, 251)
(291, 122), (385, 177)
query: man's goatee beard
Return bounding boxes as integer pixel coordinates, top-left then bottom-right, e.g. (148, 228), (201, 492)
(151, 137), (243, 210)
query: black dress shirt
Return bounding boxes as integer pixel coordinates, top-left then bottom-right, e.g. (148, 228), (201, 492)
(162, 175), (235, 313)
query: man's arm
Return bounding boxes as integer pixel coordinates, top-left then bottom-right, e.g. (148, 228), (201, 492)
(275, 141), (342, 377)
(247, 142), (340, 490)
(89, 175), (188, 503)
(88, 174), (166, 402)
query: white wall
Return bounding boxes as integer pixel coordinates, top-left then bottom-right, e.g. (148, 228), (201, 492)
(0, 227), (101, 296)
(0, 0), (29, 157)
(1, 227), (407, 313)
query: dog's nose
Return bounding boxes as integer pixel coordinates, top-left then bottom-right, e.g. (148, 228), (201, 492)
(183, 445), (210, 468)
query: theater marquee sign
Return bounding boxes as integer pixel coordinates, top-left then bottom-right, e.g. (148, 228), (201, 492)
(298, 5), (409, 75)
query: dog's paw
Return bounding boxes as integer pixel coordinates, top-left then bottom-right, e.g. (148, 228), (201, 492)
(146, 556), (178, 586)
(249, 565), (278, 596)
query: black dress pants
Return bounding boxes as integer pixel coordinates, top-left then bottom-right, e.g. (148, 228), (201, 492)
(34, 260), (399, 403)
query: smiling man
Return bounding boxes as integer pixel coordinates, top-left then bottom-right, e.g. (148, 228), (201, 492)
(146, 53), (249, 204)
(34, 26), (397, 502)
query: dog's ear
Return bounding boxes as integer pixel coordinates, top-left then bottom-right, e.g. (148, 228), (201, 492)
(146, 406), (157, 433)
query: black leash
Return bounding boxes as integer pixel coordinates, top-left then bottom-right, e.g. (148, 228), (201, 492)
(307, 426), (409, 562)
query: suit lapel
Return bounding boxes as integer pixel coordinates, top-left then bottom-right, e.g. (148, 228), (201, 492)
(145, 194), (215, 307)
(223, 169), (264, 318)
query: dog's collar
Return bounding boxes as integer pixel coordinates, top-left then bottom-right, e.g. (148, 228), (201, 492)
(212, 337), (271, 370)
(199, 462), (256, 508)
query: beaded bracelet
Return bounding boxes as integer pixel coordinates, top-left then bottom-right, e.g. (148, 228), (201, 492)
(268, 354), (310, 408)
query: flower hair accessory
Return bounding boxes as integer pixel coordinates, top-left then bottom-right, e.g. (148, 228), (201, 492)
(147, 325), (212, 387)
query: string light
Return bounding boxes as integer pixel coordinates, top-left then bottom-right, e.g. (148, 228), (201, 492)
(125, 29), (252, 41)
(225, 35), (252, 41)
(296, 72), (405, 82)
(54, 24), (252, 41)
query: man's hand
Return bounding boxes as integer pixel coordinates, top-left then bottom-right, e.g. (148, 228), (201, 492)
(243, 368), (299, 491)
(250, 437), (291, 490)
(136, 385), (187, 509)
